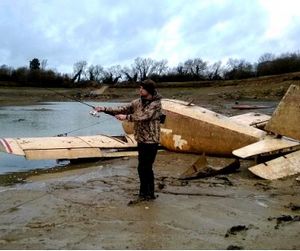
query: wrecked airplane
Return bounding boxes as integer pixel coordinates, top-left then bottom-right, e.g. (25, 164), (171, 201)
(234, 84), (300, 180)
(1, 84), (300, 180)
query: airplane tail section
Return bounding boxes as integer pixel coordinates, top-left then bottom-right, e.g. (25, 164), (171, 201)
(265, 84), (300, 140)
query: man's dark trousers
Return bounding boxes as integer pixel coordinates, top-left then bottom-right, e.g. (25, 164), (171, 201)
(137, 142), (158, 198)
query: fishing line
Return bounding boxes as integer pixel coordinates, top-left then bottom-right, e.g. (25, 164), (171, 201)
(55, 117), (115, 137)
(44, 87), (131, 138)
(44, 88), (117, 136)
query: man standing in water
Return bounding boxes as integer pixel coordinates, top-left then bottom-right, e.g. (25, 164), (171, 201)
(95, 79), (162, 201)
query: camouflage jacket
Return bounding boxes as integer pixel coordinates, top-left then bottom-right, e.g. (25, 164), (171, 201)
(104, 93), (162, 143)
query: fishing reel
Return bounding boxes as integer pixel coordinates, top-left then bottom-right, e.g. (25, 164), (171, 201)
(89, 110), (100, 117)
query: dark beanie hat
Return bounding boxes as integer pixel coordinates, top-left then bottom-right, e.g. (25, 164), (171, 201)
(141, 79), (156, 96)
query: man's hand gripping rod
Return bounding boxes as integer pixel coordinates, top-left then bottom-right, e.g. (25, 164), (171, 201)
(89, 106), (106, 118)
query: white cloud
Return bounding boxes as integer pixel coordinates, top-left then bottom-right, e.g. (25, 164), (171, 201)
(0, 0), (300, 73)
(150, 17), (184, 66)
(260, 0), (300, 40)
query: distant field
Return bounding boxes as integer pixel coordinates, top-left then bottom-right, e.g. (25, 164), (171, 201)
(1, 71), (300, 107)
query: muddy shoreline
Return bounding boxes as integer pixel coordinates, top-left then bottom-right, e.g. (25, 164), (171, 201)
(0, 152), (299, 249)
(1, 81), (300, 249)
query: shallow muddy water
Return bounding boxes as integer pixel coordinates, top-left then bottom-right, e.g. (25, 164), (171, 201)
(0, 102), (124, 174)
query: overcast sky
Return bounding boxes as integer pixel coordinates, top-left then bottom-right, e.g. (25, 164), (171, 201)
(1, 0), (300, 74)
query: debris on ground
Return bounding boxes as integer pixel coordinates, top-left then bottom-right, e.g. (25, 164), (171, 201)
(179, 155), (240, 179)
(285, 203), (300, 211)
(254, 182), (271, 191)
(226, 244), (244, 250)
(215, 176), (234, 186)
(268, 215), (300, 229)
(225, 225), (248, 237)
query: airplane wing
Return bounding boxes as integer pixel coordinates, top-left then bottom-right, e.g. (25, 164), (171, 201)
(248, 150), (300, 180)
(0, 134), (137, 160)
(232, 136), (300, 159)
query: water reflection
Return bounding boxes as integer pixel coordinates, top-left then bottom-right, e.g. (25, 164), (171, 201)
(0, 102), (124, 175)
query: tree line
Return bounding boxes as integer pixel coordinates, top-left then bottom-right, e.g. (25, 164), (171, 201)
(1, 51), (300, 87)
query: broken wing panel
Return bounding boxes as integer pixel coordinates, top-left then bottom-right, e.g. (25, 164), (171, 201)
(248, 150), (300, 180)
(229, 112), (270, 127)
(233, 137), (300, 159)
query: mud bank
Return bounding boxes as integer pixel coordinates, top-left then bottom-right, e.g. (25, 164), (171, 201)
(0, 152), (300, 249)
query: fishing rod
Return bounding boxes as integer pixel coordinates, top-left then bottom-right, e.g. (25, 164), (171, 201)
(45, 87), (104, 117)
(45, 87), (96, 109)
(44, 88), (117, 136)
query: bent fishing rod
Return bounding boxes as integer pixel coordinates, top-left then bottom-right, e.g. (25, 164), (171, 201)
(45, 88), (96, 109)
(44, 87), (104, 117)
(44, 88), (118, 136)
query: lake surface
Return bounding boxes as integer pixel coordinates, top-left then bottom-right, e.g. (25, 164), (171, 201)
(0, 102), (124, 175)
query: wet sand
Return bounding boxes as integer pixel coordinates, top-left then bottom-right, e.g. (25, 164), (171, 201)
(1, 79), (300, 249)
(0, 152), (300, 249)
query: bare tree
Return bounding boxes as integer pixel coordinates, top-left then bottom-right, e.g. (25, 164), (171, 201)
(102, 65), (122, 84)
(258, 53), (275, 63)
(206, 61), (222, 80)
(183, 58), (207, 78)
(224, 58), (254, 79)
(87, 65), (96, 81)
(225, 58), (242, 71)
(133, 57), (156, 80)
(152, 59), (168, 75)
(41, 59), (48, 70)
(132, 57), (169, 80)
(72, 60), (87, 83)
(87, 64), (105, 82)
(122, 66), (138, 82)
(176, 63), (187, 75)
(93, 65), (105, 82)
